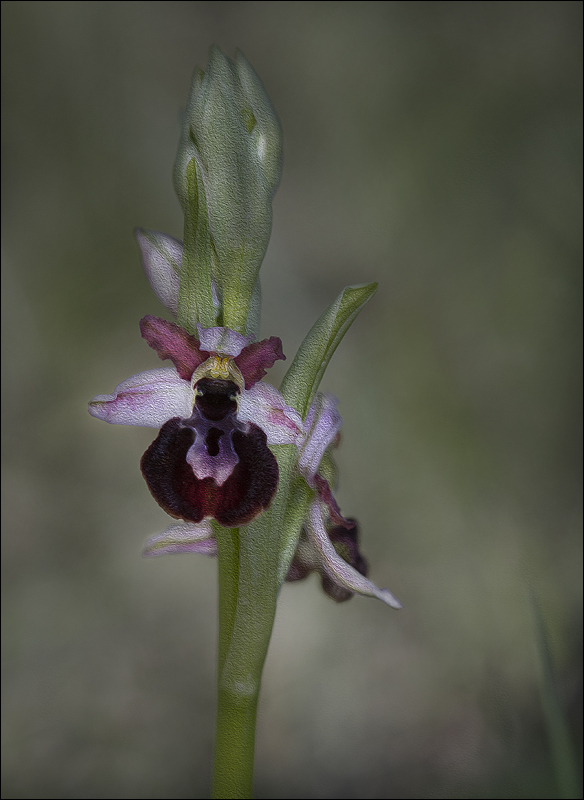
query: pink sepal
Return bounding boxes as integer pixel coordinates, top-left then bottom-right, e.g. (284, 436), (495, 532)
(142, 522), (217, 557)
(306, 502), (402, 609)
(140, 316), (206, 381)
(88, 367), (194, 427)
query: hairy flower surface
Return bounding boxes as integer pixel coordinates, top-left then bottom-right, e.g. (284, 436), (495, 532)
(89, 316), (302, 527)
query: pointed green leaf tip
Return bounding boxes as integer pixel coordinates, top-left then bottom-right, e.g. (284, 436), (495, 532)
(173, 46), (283, 335)
(280, 283), (378, 419)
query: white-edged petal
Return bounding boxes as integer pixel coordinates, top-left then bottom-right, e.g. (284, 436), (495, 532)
(135, 229), (182, 314)
(88, 367), (194, 427)
(298, 393), (342, 485)
(197, 324), (249, 357)
(142, 522), (216, 557)
(306, 502), (403, 609)
(237, 382), (304, 444)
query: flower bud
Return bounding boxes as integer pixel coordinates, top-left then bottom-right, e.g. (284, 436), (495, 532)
(173, 47), (283, 334)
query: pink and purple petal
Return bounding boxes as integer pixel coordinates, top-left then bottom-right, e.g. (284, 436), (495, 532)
(140, 418), (278, 528)
(298, 393), (342, 485)
(88, 367), (194, 427)
(285, 520), (368, 602)
(234, 336), (285, 389)
(321, 521), (368, 602)
(140, 315), (207, 381)
(237, 383), (304, 445)
(306, 501), (403, 609)
(142, 522), (217, 557)
(196, 324), (250, 357)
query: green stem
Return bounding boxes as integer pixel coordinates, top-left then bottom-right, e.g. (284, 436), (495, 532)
(212, 525), (277, 799)
(213, 527), (254, 798)
(215, 527), (240, 676)
(211, 447), (298, 798)
(213, 684), (259, 799)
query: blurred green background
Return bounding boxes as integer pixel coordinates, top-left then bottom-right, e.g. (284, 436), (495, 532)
(2, 2), (582, 798)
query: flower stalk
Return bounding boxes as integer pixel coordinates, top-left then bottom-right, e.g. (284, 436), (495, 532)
(212, 446), (296, 799)
(213, 526), (259, 799)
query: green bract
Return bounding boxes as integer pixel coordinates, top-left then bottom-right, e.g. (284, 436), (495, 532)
(280, 282), (378, 418)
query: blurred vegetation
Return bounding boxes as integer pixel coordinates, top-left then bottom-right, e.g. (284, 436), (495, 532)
(2, 2), (582, 798)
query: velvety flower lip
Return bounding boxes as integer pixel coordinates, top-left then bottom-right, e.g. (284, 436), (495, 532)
(140, 377), (279, 527)
(89, 319), (301, 528)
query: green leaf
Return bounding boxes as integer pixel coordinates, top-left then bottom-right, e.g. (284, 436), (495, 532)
(280, 282), (378, 418)
(173, 66), (205, 213)
(177, 158), (216, 332)
(531, 595), (581, 799)
(245, 278), (262, 341)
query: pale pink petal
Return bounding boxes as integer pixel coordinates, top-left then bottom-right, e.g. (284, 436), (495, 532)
(306, 502), (403, 609)
(197, 324), (249, 357)
(237, 382), (304, 445)
(142, 522), (217, 557)
(135, 228), (182, 314)
(88, 368), (194, 427)
(298, 393), (342, 486)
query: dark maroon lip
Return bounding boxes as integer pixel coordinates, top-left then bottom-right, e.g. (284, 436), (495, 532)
(141, 415), (279, 529)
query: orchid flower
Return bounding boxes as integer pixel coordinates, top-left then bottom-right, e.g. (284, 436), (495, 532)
(89, 315), (302, 527)
(289, 393), (402, 608)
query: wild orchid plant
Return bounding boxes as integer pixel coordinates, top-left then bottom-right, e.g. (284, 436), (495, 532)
(89, 46), (401, 799)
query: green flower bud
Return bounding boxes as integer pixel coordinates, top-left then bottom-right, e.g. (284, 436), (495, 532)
(173, 47), (283, 335)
